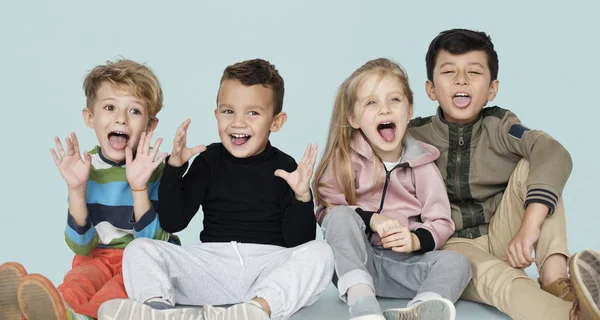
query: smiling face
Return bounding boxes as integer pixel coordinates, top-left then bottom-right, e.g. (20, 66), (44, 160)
(349, 73), (413, 162)
(215, 79), (286, 158)
(83, 81), (156, 163)
(426, 50), (499, 124)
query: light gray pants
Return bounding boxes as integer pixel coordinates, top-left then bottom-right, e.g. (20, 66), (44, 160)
(322, 206), (472, 303)
(122, 238), (334, 320)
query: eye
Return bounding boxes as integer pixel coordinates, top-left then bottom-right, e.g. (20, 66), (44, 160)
(222, 109), (233, 114)
(104, 105), (115, 111)
(129, 108), (142, 115)
(390, 97), (401, 102)
(248, 111), (259, 116)
(366, 100), (376, 106)
(441, 70), (455, 74)
(468, 71), (482, 75)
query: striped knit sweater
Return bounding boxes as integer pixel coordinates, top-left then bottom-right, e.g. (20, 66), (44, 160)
(64, 146), (177, 256)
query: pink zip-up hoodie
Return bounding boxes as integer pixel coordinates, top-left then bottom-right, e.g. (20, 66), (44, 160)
(316, 131), (454, 250)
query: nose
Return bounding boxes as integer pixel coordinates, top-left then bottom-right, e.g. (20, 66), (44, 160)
(455, 72), (468, 86)
(115, 109), (127, 125)
(379, 103), (392, 115)
(231, 113), (247, 127)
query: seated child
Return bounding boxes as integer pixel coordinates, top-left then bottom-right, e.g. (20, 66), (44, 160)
(0, 59), (177, 320)
(98, 58), (334, 320)
(313, 58), (472, 320)
(408, 28), (600, 320)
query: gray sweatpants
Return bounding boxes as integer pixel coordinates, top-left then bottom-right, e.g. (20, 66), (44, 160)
(122, 238), (334, 320)
(322, 206), (472, 303)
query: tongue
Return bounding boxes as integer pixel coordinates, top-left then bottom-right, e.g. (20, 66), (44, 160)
(232, 137), (249, 146)
(453, 96), (471, 108)
(109, 135), (128, 150)
(379, 128), (395, 142)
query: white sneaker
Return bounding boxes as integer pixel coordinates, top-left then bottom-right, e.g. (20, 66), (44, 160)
(382, 298), (456, 320)
(350, 314), (386, 320)
(202, 303), (269, 320)
(98, 299), (203, 320)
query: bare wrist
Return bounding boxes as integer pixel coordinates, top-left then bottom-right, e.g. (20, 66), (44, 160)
(130, 185), (148, 192)
(295, 193), (311, 202)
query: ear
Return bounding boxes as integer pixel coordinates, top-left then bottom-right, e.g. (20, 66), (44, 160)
(425, 80), (437, 101)
(146, 117), (159, 132)
(82, 107), (94, 128)
(408, 104), (414, 120)
(487, 79), (499, 101)
(270, 112), (287, 133)
(347, 113), (360, 129)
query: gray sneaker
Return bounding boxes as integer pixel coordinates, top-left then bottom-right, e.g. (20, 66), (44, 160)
(382, 298), (456, 320)
(98, 299), (203, 320)
(569, 249), (600, 320)
(202, 303), (269, 320)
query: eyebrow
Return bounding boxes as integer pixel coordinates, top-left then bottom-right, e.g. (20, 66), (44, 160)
(439, 62), (485, 68)
(218, 104), (266, 111)
(358, 91), (405, 101)
(99, 97), (144, 107)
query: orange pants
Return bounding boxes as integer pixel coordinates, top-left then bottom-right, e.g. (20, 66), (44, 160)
(57, 248), (127, 319)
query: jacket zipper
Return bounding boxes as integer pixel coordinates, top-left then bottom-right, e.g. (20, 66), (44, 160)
(455, 127), (464, 200)
(376, 163), (409, 213)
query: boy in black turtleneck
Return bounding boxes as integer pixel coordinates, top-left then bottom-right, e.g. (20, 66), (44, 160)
(98, 59), (334, 320)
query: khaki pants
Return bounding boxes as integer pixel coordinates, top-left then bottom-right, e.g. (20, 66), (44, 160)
(443, 160), (572, 320)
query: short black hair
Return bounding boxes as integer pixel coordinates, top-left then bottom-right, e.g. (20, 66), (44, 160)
(426, 28), (499, 83)
(220, 58), (284, 115)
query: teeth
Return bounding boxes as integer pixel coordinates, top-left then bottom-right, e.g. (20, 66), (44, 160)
(455, 93), (469, 97)
(231, 134), (250, 138)
(381, 122), (392, 125)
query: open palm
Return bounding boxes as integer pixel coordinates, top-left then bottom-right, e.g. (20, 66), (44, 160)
(168, 119), (206, 167)
(50, 133), (91, 192)
(126, 131), (168, 190)
(274, 144), (318, 202)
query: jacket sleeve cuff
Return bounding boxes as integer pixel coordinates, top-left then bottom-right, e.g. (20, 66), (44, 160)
(413, 228), (435, 252)
(524, 188), (558, 215)
(354, 208), (374, 234)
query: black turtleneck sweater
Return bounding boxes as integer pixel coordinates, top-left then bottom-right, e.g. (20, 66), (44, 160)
(158, 142), (316, 247)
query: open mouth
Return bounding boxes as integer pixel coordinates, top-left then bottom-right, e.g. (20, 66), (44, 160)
(230, 133), (251, 146)
(453, 93), (471, 108)
(377, 121), (396, 142)
(108, 131), (130, 151)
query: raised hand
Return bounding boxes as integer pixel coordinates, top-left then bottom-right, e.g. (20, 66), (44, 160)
(126, 131), (168, 190)
(168, 119), (206, 167)
(274, 144), (318, 202)
(50, 132), (91, 192)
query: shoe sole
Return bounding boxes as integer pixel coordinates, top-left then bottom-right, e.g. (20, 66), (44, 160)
(98, 299), (202, 320)
(0, 262), (27, 320)
(17, 274), (66, 320)
(570, 250), (600, 319)
(383, 298), (456, 320)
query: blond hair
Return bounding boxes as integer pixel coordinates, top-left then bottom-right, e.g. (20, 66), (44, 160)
(313, 58), (414, 208)
(83, 59), (163, 119)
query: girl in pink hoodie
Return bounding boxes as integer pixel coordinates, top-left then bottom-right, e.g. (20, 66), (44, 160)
(313, 58), (471, 320)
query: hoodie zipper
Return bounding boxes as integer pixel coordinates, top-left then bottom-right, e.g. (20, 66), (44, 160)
(455, 127), (464, 200)
(376, 163), (409, 213)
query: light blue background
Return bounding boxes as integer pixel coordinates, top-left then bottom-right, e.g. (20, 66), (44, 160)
(1, 1), (598, 319)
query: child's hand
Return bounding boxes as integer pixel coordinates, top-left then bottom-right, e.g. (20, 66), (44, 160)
(126, 131), (168, 190)
(381, 226), (417, 253)
(274, 144), (318, 202)
(50, 132), (91, 193)
(502, 224), (539, 269)
(370, 213), (402, 238)
(168, 119), (206, 167)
